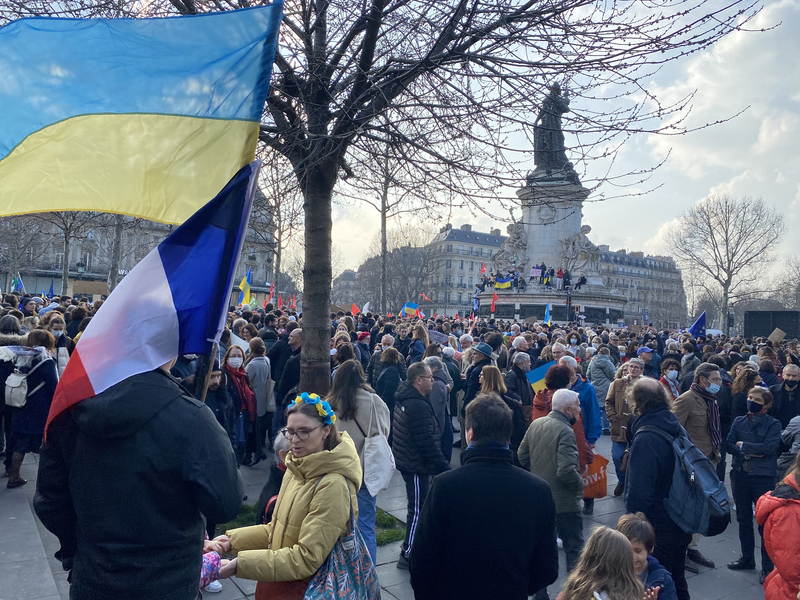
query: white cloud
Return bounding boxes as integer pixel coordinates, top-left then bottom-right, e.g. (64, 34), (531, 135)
(333, 0), (800, 270)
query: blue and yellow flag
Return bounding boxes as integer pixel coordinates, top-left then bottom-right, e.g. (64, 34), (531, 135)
(526, 360), (555, 393)
(238, 268), (252, 306)
(400, 302), (419, 317)
(494, 274), (513, 289)
(544, 303), (552, 325)
(0, 5), (282, 224)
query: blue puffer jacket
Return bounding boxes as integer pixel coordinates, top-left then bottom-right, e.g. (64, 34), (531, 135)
(644, 555), (677, 600)
(724, 413), (781, 477)
(570, 377), (602, 444)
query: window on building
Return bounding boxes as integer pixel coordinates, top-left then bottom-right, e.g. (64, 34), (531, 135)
(459, 275), (464, 286)
(458, 245), (463, 255)
(445, 291), (450, 303)
(468, 276), (473, 286)
(469, 261), (474, 271)
(446, 244), (453, 253)
(469, 247), (474, 255)
(459, 260), (464, 270)
(444, 275), (451, 286)
(445, 259), (452, 268)
(458, 292), (462, 304)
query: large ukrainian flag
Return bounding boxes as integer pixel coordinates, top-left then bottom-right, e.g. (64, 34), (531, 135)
(0, 5), (282, 224)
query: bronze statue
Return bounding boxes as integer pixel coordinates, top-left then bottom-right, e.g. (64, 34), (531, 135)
(534, 83), (570, 170)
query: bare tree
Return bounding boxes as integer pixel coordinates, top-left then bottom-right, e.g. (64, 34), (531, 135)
(250, 150), (305, 285)
(87, 214), (149, 293)
(35, 212), (103, 296)
(1, 0), (764, 393)
(0, 216), (48, 293)
(354, 222), (439, 311)
(666, 195), (785, 335)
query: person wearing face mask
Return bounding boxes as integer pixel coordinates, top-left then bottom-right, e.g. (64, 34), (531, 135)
(658, 359), (682, 401)
(724, 386), (780, 583)
(769, 364), (800, 430)
(566, 332), (585, 363)
(671, 363), (723, 571)
(223, 345), (258, 466)
(46, 315), (74, 378)
(518, 389), (585, 600)
(606, 358), (644, 497)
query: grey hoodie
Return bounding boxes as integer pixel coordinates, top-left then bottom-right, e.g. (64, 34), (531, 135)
(782, 415), (800, 454)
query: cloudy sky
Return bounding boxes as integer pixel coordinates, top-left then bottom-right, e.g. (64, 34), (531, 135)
(331, 0), (800, 270)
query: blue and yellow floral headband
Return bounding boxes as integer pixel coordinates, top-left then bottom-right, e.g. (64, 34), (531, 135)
(293, 392), (336, 426)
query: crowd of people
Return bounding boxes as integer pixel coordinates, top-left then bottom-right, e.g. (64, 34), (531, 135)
(6, 289), (800, 600)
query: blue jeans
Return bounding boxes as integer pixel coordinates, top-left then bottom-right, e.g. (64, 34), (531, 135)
(600, 407), (610, 431)
(357, 484), (377, 564)
(612, 441), (628, 488)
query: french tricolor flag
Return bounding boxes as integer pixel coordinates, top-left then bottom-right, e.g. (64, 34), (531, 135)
(45, 162), (259, 434)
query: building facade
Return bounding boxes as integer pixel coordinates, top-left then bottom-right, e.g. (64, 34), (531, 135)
(598, 246), (687, 328)
(0, 213), (275, 304)
(425, 224), (506, 316)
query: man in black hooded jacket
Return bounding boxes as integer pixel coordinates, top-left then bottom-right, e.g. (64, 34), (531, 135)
(34, 365), (242, 600)
(391, 362), (451, 570)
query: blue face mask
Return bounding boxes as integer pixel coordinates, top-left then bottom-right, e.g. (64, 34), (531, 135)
(747, 401), (764, 415)
(705, 383), (721, 395)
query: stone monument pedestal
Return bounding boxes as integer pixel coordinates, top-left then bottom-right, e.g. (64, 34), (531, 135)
(477, 286), (626, 326)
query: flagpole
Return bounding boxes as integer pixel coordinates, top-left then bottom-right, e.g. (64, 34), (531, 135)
(194, 160), (260, 404)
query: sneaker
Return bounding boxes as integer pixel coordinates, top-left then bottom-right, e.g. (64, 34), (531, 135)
(583, 499), (594, 515)
(397, 553), (409, 570)
(557, 537), (563, 549)
(602, 429), (611, 436)
(204, 581), (223, 593)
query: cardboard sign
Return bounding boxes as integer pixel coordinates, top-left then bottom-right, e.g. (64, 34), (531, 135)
(428, 330), (450, 345)
(768, 328), (787, 344)
(523, 316), (539, 324)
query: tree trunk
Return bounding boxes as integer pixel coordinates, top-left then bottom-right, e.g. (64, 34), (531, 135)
(273, 242), (282, 293)
(61, 230), (71, 297)
(107, 214), (124, 293)
(380, 170), (389, 316)
(722, 282), (730, 336)
(299, 162), (336, 396)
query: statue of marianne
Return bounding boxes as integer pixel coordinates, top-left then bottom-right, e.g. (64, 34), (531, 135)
(533, 83), (570, 170)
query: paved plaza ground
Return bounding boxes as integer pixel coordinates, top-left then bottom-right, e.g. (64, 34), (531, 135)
(0, 432), (767, 600)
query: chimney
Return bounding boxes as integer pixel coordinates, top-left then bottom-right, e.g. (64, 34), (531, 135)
(490, 228), (501, 236)
(460, 224), (472, 231)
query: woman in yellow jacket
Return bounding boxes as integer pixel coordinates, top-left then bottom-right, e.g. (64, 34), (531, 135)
(218, 393), (362, 599)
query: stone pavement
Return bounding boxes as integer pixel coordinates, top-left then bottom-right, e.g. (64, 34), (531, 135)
(0, 432), (767, 600)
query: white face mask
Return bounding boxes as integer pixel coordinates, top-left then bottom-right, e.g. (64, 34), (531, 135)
(667, 370), (678, 381)
(228, 357), (243, 369)
(592, 343), (599, 349)
(52, 330), (63, 338)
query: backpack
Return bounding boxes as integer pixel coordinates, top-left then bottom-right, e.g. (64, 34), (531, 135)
(5, 358), (48, 408)
(637, 425), (731, 537)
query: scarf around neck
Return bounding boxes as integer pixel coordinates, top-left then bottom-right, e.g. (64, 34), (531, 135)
(660, 375), (680, 399)
(690, 382), (721, 450)
(226, 364), (256, 421)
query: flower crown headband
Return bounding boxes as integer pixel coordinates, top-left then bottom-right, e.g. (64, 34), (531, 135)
(293, 392), (336, 425)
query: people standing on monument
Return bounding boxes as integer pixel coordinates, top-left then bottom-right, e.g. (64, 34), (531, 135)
(539, 261), (547, 285)
(563, 270), (572, 290)
(556, 267), (564, 290)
